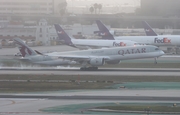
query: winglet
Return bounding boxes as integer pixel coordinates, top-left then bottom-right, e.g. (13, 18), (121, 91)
(95, 20), (115, 40)
(142, 21), (157, 36)
(13, 38), (37, 57)
(54, 24), (75, 47)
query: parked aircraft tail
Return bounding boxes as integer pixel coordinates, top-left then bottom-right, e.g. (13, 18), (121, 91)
(54, 24), (75, 47)
(142, 21), (157, 36)
(13, 38), (37, 57)
(95, 20), (115, 40)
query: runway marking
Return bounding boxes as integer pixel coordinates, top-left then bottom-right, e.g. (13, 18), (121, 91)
(0, 99), (39, 107)
(0, 112), (41, 114)
(0, 100), (15, 107)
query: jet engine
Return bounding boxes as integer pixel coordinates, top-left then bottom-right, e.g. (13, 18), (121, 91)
(89, 58), (105, 66)
(106, 60), (121, 64)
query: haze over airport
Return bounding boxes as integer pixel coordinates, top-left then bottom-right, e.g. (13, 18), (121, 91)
(0, 0), (180, 115)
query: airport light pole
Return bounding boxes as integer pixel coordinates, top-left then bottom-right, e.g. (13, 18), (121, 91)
(144, 107), (152, 115)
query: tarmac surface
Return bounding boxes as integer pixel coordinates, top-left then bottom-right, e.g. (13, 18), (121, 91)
(0, 68), (180, 76)
(0, 89), (180, 115)
(0, 45), (180, 115)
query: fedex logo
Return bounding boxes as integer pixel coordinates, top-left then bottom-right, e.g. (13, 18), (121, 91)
(154, 38), (171, 43)
(100, 32), (109, 36)
(113, 42), (126, 47)
(57, 31), (64, 34)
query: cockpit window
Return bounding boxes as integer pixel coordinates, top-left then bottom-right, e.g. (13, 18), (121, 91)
(155, 48), (159, 50)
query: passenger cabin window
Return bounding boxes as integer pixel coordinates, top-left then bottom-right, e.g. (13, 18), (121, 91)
(155, 48), (159, 50)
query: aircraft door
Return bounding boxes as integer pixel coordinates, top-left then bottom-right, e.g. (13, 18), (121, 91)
(43, 55), (48, 61)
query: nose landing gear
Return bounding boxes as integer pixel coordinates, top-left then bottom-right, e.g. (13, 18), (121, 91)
(154, 57), (157, 64)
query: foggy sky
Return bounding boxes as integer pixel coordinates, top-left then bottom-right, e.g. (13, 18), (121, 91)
(67, 0), (140, 7)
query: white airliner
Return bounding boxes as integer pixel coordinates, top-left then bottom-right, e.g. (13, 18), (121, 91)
(54, 24), (137, 49)
(14, 38), (164, 71)
(96, 20), (180, 47)
(14, 38), (76, 66)
(50, 45), (164, 70)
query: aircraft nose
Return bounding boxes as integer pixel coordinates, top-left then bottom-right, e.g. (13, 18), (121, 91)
(159, 50), (165, 55)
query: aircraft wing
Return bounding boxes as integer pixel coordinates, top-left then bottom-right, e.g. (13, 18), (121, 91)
(52, 55), (110, 61)
(16, 58), (31, 62)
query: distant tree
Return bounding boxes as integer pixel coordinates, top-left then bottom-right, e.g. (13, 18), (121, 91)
(89, 7), (94, 14)
(58, 1), (67, 16)
(97, 4), (102, 14)
(135, 8), (142, 15)
(93, 3), (98, 14)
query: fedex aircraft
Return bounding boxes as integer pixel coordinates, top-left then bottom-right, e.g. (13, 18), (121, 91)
(54, 24), (137, 49)
(50, 45), (164, 70)
(96, 20), (180, 47)
(14, 38), (76, 66)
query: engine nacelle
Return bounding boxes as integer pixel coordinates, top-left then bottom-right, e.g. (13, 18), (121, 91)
(89, 58), (105, 66)
(106, 60), (121, 64)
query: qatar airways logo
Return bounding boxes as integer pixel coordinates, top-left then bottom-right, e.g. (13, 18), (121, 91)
(118, 48), (146, 55)
(113, 42), (126, 46)
(154, 38), (171, 43)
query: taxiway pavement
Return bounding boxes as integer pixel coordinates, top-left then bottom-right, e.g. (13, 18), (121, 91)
(0, 68), (180, 76)
(0, 89), (180, 115)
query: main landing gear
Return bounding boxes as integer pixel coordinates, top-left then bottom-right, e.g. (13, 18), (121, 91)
(80, 67), (98, 71)
(154, 57), (157, 64)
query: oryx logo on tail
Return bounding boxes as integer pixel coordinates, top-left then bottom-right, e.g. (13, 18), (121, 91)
(15, 41), (33, 57)
(19, 46), (32, 57)
(14, 38), (37, 57)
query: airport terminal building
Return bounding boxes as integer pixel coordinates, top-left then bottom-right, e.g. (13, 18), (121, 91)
(0, 0), (66, 14)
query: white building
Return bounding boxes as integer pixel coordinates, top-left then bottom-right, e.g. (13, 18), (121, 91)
(0, 0), (66, 14)
(36, 19), (50, 45)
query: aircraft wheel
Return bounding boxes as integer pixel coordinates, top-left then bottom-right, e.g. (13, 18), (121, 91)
(88, 67), (98, 71)
(80, 67), (98, 71)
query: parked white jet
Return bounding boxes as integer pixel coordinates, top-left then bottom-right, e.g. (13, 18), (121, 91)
(14, 38), (76, 66)
(50, 45), (164, 70)
(54, 24), (137, 49)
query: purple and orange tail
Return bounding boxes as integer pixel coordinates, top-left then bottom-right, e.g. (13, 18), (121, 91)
(95, 20), (115, 40)
(142, 21), (157, 36)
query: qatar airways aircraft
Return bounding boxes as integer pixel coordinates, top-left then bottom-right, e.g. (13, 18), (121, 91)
(96, 20), (180, 47)
(14, 38), (164, 71)
(54, 24), (137, 49)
